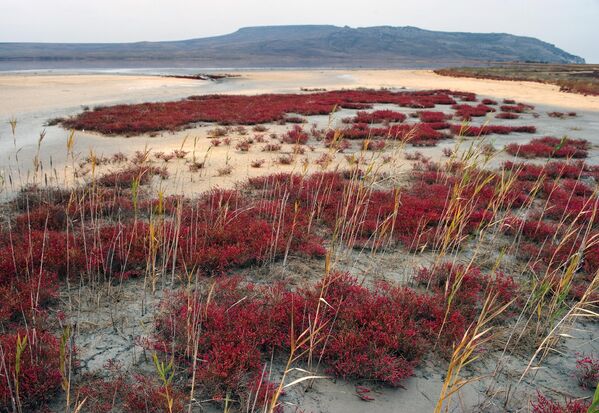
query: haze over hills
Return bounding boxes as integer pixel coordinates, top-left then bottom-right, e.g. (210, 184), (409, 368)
(0, 25), (585, 69)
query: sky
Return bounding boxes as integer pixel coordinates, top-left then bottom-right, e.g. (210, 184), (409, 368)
(1, 0), (598, 63)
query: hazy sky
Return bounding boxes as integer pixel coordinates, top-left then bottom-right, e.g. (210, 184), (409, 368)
(2, 0), (598, 62)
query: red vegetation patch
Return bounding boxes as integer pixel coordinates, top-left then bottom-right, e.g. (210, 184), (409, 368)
(283, 115), (306, 124)
(150, 272), (471, 399)
(452, 103), (495, 120)
(15, 204), (67, 231)
(76, 366), (186, 413)
(0, 268), (58, 323)
(506, 137), (589, 159)
(415, 263), (519, 320)
(0, 330), (62, 411)
(496, 112), (520, 119)
(418, 111), (451, 123)
(502, 217), (599, 274)
(362, 140), (386, 151)
(532, 393), (589, 413)
(331, 122), (447, 146)
(3, 131), (599, 410)
(481, 98), (498, 105)
(248, 165), (528, 252)
(61, 89), (467, 135)
(548, 111), (578, 119)
(96, 165), (169, 188)
(435, 68), (599, 97)
(123, 374), (186, 413)
(0, 230), (84, 281)
(351, 110), (407, 124)
(500, 159), (599, 274)
(175, 190), (325, 275)
(575, 354), (599, 390)
(500, 103), (534, 113)
(451, 124), (536, 136)
(282, 125), (309, 145)
(542, 181), (599, 227)
(502, 160), (596, 181)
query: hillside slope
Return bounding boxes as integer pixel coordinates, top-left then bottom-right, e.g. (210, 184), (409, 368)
(0, 25), (585, 67)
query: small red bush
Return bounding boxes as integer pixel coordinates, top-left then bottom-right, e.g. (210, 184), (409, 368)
(506, 137), (589, 159)
(123, 374), (185, 413)
(329, 122), (447, 145)
(151, 272), (470, 398)
(15, 204), (67, 231)
(62, 90), (468, 135)
(262, 143), (282, 152)
(0, 270), (58, 323)
(481, 98), (498, 105)
(362, 140), (386, 151)
(531, 393), (589, 413)
(575, 354), (599, 389)
(451, 124), (536, 136)
(496, 112), (519, 119)
(352, 110), (407, 124)
(96, 165), (168, 188)
(500, 103), (533, 113)
(282, 125), (309, 145)
(415, 263), (519, 320)
(503, 161), (591, 181)
(418, 111), (450, 123)
(0, 330), (62, 411)
(452, 103), (495, 120)
(283, 115), (306, 124)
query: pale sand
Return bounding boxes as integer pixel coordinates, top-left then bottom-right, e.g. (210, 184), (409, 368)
(1, 70), (598, 117)
(238, 70), (599, 111)
(1, 69), (599, 199)
(0, 74), (204, 114)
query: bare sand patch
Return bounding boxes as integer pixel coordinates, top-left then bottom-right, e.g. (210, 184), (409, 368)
(0, 74), (205, 115)
(2, 70), (599, 118)
(240, 70), (599, 111)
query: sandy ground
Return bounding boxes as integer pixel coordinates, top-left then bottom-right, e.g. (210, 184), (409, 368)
(0, 74), (203, 115)
(241, 70), (599, 111)
(2, 70), (599, 116)
(2, 70), (598, 412)
(1, 69), (599, 200)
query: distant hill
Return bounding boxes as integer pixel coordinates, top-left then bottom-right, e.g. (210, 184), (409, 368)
(0, 25), (585, 68)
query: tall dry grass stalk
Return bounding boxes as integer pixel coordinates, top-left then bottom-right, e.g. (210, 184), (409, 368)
(1, 108), (596, 413)
(435, 291), (515, 413)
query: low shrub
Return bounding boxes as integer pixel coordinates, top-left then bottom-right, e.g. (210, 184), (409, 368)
(62, 89), (468, 135)
(496, 112), (519, 119)
(418, 111), (450, 123)
(506, 137), (589, 159)
(452, 103), (495, 120)
(96, 165), (168, 188)
(531, 393), (589, 413)
(0, 330), (62, 411)
(282, 125), (309, 145)
(451, 124), (536, 136)
(481, 98), (498, 105)
(150, 272), (471, 403)
(575, 354), (599, 389)
(362, 140), (386, 151)
(352, 110), (407, 124)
